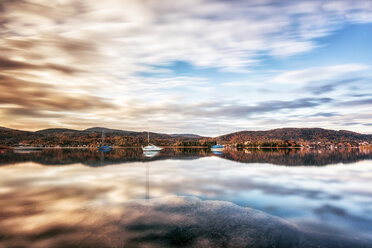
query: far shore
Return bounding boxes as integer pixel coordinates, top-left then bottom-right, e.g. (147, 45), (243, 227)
(3, 145), (369, 149)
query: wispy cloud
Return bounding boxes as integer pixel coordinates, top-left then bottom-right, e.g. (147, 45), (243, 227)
(120, 97), (334, 120)
(0, 74), (115, 117)
(271, 64), (368, 85)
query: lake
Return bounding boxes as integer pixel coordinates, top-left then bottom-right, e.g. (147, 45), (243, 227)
(0, 148), (372, 248)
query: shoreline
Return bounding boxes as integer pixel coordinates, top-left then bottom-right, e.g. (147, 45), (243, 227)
(3, 146), (367, 149)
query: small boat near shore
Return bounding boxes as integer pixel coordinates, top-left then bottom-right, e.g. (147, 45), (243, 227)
(142, 132), (162, 152)
(98, 131), (112, 152)
(13, 146), (43, 153)
(211, 144), (224, 152)
(142, 144), (162, 151)
(14, 146), (43, 151)
(98, 145), (112, 152)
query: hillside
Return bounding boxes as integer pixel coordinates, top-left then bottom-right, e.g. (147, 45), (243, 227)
(219, 128), (372, 144)
(83, 127), (135, 134)
(0, 127), (40, 143)
(0, 127), (371, 147)
(170, 134), (203, 138)
(0, 126), (209, 147)
(36, 128), (83, 135)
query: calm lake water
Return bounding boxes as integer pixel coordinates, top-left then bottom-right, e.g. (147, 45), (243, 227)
(0, 148), (372, 248)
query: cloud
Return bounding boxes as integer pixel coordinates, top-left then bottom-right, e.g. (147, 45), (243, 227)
(0, 74), (116, 116)
(121, 97), (333, 119)
(0, 0), (371, 133)
(0, 56), (35, 70)
(271, 64), (368, 85)
(310, 112), (340, 117)
(218, 98), (333, 117)
(3, 107), (62, 118)
(339, 98), (372, 106)
(305, 77), (365, 95)
(0, 56), (84, 75)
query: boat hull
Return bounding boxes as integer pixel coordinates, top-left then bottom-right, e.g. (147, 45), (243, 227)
(142, 147), (162, 151)
(98, 145), (112, 152)
(14, 147), (42, 151)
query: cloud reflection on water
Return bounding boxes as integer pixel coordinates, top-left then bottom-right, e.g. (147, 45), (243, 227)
(0, 193), (370, 248)
(0, 149), (371, 247)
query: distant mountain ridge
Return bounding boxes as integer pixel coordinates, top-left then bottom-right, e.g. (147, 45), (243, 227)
(83, 127), (135, 134)
(36, 128), (82, 135)
(35, 127), (134, 135)
(170, 134), (202, 138)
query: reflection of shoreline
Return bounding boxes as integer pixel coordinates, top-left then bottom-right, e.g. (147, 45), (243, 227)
(9, 146), (212, 149)
(9, 146), (371, 150)
(220, 148), (372, 166)
(0, 148), (371, 167)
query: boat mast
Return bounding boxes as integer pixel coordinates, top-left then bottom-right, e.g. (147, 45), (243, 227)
(147, 131), (150, 145)
(101, 131), (105, 146)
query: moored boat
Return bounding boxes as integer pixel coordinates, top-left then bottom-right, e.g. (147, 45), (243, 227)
(142, 132), (162, 151)
(98, 131), (112, 152)
(142, 144), (162, 151)
(211, 144), (224, 152)
(98, 145), (112, 152)
(14, 146), (42, 151)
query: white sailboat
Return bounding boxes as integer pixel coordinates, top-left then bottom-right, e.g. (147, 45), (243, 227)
(142, 131), (162, 151)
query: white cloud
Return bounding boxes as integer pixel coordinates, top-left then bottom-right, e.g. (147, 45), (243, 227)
(271, 64), (369, 85)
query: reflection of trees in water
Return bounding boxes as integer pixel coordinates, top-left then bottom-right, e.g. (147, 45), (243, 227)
(221, 148), (372, 166)
(0, 148), (211, 167)
(0, 148), (371, 167)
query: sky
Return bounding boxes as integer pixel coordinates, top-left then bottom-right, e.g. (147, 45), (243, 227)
(0, 0), (371, 135)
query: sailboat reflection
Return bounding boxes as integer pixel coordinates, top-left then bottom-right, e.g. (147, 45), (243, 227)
(212, 150), (223, 155)
(145, 163), (150, 200)
(143, 150), (160, 158)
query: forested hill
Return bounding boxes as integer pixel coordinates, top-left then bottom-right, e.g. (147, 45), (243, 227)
(219, 128), (372, 144)
(0, 127), (209, 147)
(0, 127), (371, 147)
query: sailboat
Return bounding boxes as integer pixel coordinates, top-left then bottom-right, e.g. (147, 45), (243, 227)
(211, 144), (224, 152)
(211, 129), (224, 153)
(142, 131), (162, 151)
(98, 131), (112, 152)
